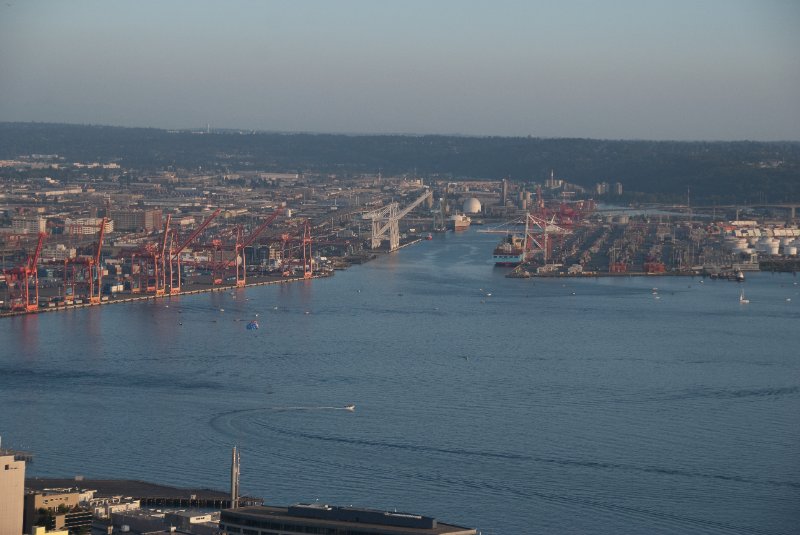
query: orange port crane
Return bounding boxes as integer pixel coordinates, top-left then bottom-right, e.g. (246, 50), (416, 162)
(277, 219), (313, 278)
(301, 218), (313, 279)
(88, 217), (107, 304)
(168, 208), (221, 294)
(210, 207), (283, 286)
(152, 214), (172, 297)
(3, 232), (46, 312)
(62, 218), (108, 304)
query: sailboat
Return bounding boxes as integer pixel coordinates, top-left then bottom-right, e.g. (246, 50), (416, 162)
(739, 289), (749, 304)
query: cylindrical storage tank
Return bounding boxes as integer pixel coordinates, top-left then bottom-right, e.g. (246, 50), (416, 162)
(769, 245), (780, 255)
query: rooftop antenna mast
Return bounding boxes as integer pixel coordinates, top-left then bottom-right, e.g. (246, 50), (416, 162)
(231, 446), (240, 509)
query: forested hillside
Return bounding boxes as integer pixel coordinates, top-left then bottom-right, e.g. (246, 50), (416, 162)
(1, 122), (798, 203)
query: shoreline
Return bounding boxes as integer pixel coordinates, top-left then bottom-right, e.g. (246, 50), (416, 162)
(0, 273), (331, 319)
(1, 238), (425, 319)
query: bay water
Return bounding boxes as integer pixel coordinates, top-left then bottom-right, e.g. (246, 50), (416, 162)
(2, 230), (798, 534)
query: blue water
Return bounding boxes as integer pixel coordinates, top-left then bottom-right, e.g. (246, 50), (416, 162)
(2, 230), (799, 534)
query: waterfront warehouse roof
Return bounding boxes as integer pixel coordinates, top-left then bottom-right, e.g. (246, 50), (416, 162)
(221, 505), (477, 535)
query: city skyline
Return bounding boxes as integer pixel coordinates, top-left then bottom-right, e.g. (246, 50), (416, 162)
(1, 0), (799, 141)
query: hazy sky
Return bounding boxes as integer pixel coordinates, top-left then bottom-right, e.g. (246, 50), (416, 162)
(1, 1), (798, 140)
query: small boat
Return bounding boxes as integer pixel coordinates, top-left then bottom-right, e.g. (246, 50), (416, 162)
(246, 320), (259, 330)
(739, 290), (749, 304)
(426, 233), (433, 240)
(343, 404), (356, 411)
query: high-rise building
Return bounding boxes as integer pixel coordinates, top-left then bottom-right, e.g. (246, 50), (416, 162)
(0, 451), (26, 535)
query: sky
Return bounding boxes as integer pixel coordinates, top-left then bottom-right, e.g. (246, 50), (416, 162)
(1, 0), (799, 140)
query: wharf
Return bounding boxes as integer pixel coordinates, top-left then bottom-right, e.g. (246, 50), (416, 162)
(759, 258), (800, 273)
(530, 271), (697, 278)
(0, 273), (331, 319)
(26, 478), (263, 509)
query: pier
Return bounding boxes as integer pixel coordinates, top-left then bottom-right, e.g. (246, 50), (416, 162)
(25, 478), (263, 509)
(0, 273), (331, 319)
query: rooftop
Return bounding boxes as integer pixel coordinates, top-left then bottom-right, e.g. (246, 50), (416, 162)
(222, 505), (476, 535)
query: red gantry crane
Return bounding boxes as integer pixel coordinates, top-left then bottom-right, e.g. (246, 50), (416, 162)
(278, 218), (313, 279)
(168, 208), (221, 294)
(3, 232), (46, 312)
(62, 218), (108, 304)
(211, 207), (283, 287)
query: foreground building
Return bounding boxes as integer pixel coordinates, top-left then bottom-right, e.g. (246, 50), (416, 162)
(220, 504), (477, 535)
(0, 452), (26, 535)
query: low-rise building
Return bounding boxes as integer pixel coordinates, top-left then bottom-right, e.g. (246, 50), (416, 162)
(220, 504), (477, 535)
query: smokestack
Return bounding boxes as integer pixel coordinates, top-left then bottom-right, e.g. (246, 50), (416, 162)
(231, 446), (240, 509)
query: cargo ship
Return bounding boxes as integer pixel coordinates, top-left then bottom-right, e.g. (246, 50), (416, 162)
(492, 234), (526, 266)
(448, 213), (471, 231)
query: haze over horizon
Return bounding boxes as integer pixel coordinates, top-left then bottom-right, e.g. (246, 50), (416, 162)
(1, 1), (799, 142)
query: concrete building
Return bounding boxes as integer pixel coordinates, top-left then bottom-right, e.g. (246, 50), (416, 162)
(40, 244), (77, 262)
(11, 216), (47, 234)
(63, 217), (114, 235)
(220, 504), (477, 535)
(87, 495), (140, 519)
(109, 209), (162, 232)
(0, 452), (26, 535)
(110, 509), (219, 535)
(31, 526), (69, 535)
(23, 491), (92, 535)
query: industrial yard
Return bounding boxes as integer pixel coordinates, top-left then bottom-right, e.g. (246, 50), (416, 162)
(3, 155), (800, 316)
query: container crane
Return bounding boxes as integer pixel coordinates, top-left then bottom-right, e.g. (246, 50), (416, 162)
(88, 217), (107, 304)
(276, 219), (313, 278)
(168, 208), (221, 294)
(3, 232), (45, 312)
(364, 189), (432, 251)
(63, 218), (107, 304)
(211, 207), (283, 286)
(301, 219), (312, 279)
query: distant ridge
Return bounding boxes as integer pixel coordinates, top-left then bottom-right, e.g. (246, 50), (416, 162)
(1, 122), (798, 204)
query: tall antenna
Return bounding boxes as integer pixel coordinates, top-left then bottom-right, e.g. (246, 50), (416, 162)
(231, 446), (240, 509)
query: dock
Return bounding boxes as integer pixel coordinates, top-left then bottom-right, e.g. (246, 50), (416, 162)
(25, 478), (263, 509)
(0, 273), (332, 319)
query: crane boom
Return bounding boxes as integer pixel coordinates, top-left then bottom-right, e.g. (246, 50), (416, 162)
(94, 217), (107, 266)
(222, 207), (282, 268)
(239, 207), (283, 250)
(373, 189), (431, 239)
(397, 189), (432, 219)
(29, 232), (46, 271)
(159, 214), (171, 257)
(172, 208), (221, 259)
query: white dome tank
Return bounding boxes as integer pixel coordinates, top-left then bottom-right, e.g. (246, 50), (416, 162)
(462, 197), (482, 214)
